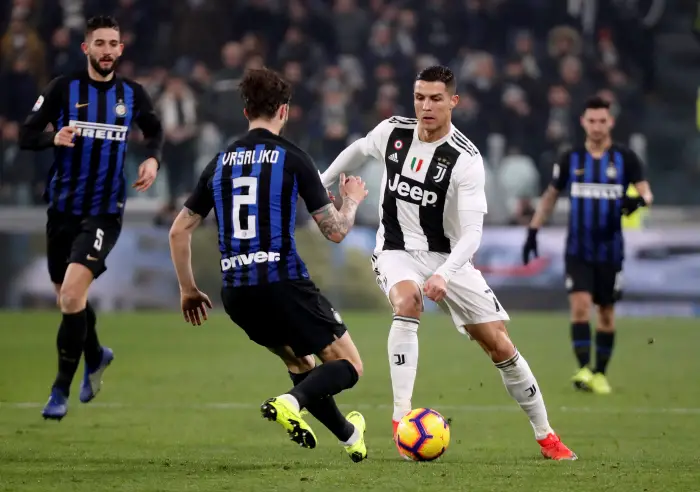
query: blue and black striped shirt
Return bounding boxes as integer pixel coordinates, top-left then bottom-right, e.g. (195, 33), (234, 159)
(20, 70), (163, 216)
(184, 128), (331, 287)
(552, 144), (644, 266)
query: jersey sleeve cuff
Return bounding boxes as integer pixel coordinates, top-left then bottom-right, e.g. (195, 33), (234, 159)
(32, 131), (57, 149)
(145, 155), (161, 170)
(433, 267), (453, 283)
(184, 202), (210, 218)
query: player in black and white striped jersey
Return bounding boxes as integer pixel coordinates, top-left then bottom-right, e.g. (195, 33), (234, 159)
(321, 66), (576, 461)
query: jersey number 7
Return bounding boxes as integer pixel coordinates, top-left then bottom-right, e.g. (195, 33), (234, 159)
(232, 176), (257, 239)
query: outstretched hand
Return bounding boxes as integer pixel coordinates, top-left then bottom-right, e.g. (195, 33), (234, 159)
(133, 157), (159, 192)
(180, 289), (212, 326)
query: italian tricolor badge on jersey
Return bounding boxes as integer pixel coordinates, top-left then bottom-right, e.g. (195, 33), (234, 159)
(410, 157), (423, 172)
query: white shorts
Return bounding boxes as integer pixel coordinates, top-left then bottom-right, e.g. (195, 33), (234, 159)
(371, 250), (510, 335)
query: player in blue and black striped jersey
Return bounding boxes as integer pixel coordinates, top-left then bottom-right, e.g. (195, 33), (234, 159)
(18, 16), (164, 420)
(168, 68), (370, 462)
(523, 96), (654, 395)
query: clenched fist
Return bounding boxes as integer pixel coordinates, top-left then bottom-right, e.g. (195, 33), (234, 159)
(424, 274), (448, 302)
(53, 127), (77, 148)
(339, 173), (369, 204)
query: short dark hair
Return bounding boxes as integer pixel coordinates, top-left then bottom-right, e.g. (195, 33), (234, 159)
(239, 68), (292, 120)
(85, 16), (120, 37)
(416, 65), (456, 93)
(584, 95), (611, 111)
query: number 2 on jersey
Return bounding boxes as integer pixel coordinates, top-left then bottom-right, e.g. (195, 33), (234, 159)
(232, 176), (257, 239)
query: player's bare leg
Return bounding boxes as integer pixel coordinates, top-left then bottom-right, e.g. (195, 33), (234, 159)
(387, 281), (422, 443)
(569, 292), (594, 390)
(262, 334), (366, 460)
(53, 283), (62, 308)
(466, 321), (577, 461)
(589, 305), (615, 394)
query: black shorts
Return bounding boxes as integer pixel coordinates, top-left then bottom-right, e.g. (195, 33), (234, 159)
(46, 209), (122, 284)
(221, 279), (347, 357)
(565, 256), (622, 306)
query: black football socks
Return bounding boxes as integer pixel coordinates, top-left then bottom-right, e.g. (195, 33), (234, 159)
(289, 369), (354, 441)
(288, 359), (359, 412)
(53, 310), (88, 394)
(571, 322), (591, 368)
(83, 301), (102, 368)
(595, 331), (615, 374)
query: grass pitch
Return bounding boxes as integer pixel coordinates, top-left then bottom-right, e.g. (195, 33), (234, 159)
(0, 311), (698, 491)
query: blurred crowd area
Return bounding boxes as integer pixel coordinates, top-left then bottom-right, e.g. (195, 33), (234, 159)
(0, 0), (668, 225)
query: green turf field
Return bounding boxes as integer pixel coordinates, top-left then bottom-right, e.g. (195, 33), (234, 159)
(0, 311), (698, 491)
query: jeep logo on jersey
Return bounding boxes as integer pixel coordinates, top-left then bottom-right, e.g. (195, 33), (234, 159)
(69, 120), (127, 142)
(570, 182), (624, 200)
(222, 149), (280, 166)
(387, 174), (438, 207)
(221, 251), (281, 271)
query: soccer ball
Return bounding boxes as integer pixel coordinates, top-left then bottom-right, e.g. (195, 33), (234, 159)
(396, 408), (450, 461)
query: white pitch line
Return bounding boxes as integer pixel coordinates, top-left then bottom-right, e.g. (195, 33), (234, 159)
(1, 402), (699, 415)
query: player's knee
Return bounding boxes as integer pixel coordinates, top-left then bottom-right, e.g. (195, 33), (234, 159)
(284, 355), (316, 374)
(392, 291), (422, 318)
(570, 295), (591, 321)
(467, 321), (515, 363)
(492, 337), (516, 363)
(58, 284), (88, 314)
(299, 355), (317, 373)
(487, 326), (515, 362)
(571, 309), (589, 323)
(597, 307), (615, 331)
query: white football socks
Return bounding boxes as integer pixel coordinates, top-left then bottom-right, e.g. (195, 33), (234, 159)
(388, 315), (420, 422)
(495, 350), (553, 440)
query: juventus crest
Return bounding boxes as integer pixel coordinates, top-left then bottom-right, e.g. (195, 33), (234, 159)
(433, 156), (450, 183)
(433, 164), (447, 183)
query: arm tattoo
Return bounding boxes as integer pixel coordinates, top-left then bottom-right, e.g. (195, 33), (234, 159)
(183, 208), (203, 230)
(312, 197), (360, 242)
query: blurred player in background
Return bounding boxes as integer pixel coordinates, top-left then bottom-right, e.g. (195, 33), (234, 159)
(322, 66), (576, 460)
(523, 96), (653, 394)
(168, 68), (370, 462)
(19, 16), (163, 420)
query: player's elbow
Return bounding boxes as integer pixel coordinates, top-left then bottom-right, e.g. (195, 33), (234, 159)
(18, 126), (34, 149)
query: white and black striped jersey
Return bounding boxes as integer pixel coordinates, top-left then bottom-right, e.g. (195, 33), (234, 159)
(359, 116), (487, 254)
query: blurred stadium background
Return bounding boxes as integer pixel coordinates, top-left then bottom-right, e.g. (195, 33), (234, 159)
(3, 3), (700, 491)
(0, 0), (699, 316)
